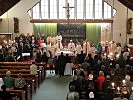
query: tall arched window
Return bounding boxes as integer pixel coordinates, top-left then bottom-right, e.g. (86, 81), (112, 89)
(32, 3), (40, 19)
(95, 0), (102, 19)
(29, 0), (116, 20)
(104, 2), (111, 19)
(41, 0), (48, 19)
(59, 0), (66, 19)
(67, 0), (74, 19)
(86, 0), (93, 19)
(50, 0), (57, 19)
(77, 0), (83, 19)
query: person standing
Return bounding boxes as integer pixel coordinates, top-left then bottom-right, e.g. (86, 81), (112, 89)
(1, 84), (11, 100)
(30, 62), (38, 75)
(67, 85), (79, 100)
(96, 42), (103, 54)
(75, 43), (82, 56)
(68, 40), (76, 52)
(56, 33), (63, 51)
(54, 56), (58, 75)
(47, 52), (54, 73)
(96, 71), (106, 91)
(83, 40), (91, 56)
(57, 52), (66, 77)
(64, 54), (72, 75)
(49, 42), (56, 59)
(0, 78), (4, 90)
(3, 71), (14, 90)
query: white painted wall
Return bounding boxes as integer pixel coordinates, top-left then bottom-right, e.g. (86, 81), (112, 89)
(0, 0), (133, 46)
(0, 0), (40, 37)
(106, 0), (133, 46)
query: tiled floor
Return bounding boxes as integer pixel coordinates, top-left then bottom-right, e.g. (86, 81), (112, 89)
(32, 71), (72, 100)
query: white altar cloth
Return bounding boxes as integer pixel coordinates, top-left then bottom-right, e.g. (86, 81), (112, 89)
(56, 51), (75, 56)
(22, 53), (30, 57)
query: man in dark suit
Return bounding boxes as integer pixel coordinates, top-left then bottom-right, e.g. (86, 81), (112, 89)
(57, 52), (66, 77)
(77, 51), (85, 64)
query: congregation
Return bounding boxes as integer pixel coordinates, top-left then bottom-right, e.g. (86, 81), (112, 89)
(0, 32), (133, 100)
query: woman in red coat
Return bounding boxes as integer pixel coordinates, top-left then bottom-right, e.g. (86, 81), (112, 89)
(96, 71), (106, 91)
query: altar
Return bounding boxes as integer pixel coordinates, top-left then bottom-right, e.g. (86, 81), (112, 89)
(57, 50), (75, 75)
(56, 51), (75, 57)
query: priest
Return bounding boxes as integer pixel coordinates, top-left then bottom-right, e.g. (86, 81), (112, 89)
(56, 33), (63, 51)
(83, 40), (91, 56)
(67, 40), (76, 52)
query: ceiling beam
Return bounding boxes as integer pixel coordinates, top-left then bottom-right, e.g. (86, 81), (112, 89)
(30, 19), (113, 23)
(117, 0), (133, 11)
(0, 0), (20, 16)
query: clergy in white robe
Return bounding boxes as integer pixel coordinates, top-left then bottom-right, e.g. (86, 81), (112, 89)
(63, 45), (68, 51)
(83, 40), (91, 56)
(49, 42), (57, 58)
(116, 45), (122, 54)
(56, 42), (63, 52)
(51, 36), (56, 45)
(109, 41), (117, 54)
(90, 44), (96, 58)
(67, 40), (76, 52)
(46, 43), (51, 58)
(47, 36), (52, 45)
(75, 43), (83, 55)
(56, 33), (62, 50)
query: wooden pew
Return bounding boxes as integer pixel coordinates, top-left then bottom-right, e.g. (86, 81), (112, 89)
(0, 74), (38, 93)
(0, 62), (46, 67)
(0, 90), (26, 100)
(0, 66), (44, 84)
(0, 62), (46, 78)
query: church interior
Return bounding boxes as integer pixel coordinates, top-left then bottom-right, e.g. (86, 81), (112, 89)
(0, 0), (133, 100)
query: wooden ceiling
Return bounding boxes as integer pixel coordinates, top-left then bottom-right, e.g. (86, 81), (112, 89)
(0, 0), (20, 16)
(117, 0), (133, 11)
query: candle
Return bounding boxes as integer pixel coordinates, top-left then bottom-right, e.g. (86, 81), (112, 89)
(132, 87), (133, 91)
(117, 87), (120, 91)
(122, 80), (126, 86)
(110, 52), (113, 56)
(117, 86), (121, 94)
(116, 54), (120, 58)
(111, 82), (115, 89)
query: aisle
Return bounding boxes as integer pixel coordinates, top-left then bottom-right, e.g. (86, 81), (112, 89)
(32, 71), (72, 100)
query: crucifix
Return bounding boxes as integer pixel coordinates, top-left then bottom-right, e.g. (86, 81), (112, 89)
(63, 3), (74, 25)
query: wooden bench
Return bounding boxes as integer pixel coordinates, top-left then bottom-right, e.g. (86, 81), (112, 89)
(0, 74), (38, 93)
(0, 62), (46, 67)
(0, 90), (26, 100)
(0, 62), (46, 77)
(0, 66), (44, 84)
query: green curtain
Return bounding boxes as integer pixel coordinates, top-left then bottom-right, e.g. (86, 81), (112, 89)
(86, 23), (101, 46)
(33, 23), (57, 37)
